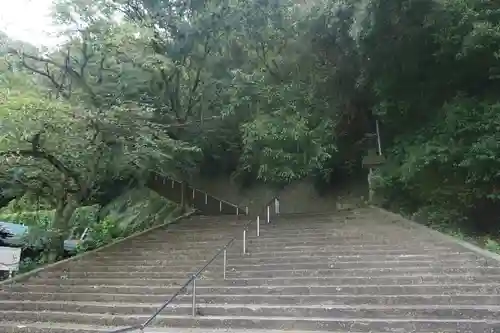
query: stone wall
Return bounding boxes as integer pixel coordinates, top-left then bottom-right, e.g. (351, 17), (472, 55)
(191, 175), (369, 215)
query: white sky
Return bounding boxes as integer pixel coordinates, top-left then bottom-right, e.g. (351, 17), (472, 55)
(0, 0), (60, 48)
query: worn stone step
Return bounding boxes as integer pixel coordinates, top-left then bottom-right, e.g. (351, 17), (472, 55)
(36, 270), (219, 279)
(0, 311), (498, 332)
(36, 266), (500, 280)
(247, 231), (445, 240)
(227, 252), (481, 265)
(0, 322), (366, 333)
(124, 239), (235, 247)
(85, 254), (226, 264)
(38, 260), (490, 277)
(229, 267), (500, 279)
(145, 227), (240, 234)
(244, 238), (441, 247)
(243, 242), (458, 251)
(86, 248), (464, 263)
(75, 256), (224, 266)
(107, 242), (455, 255)
(94, 244), (458, 259)
(6, 283), (500, 295)
(2, 301), (500, 320)
(4, 291), (500, 306)
(70, 252), (481, 269)
(23, 274), (500, 287)
(101, 240), (234, 249)
(229, 258), (486, 270)
(239, 248), (461, 258)
(61, 262), (213, 272)
(248, 227), (422, 236)
(94, 247), (234, 257)
(134, 233), (445, 243)
(124, 237), (454, 247)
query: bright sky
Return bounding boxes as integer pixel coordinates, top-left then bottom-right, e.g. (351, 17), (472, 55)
(0, 0), (60, 48)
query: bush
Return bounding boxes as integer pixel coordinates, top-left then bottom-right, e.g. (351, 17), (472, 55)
(375, 99), (500, 237)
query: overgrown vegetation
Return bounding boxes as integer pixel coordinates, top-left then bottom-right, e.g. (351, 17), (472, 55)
(1, 0), (500, 264)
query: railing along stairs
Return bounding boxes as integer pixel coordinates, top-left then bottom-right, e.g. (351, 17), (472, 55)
(149, 173), (248, 216)
(109, 192), (281, 333)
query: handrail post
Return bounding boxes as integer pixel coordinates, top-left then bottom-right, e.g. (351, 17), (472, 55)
(245, 206), (249, 215)
(191, 276), (197, 316)
(243, 229), (246, 254)
(223, 248), (227, 280)
(219, 201), (222, 212)
(267, 206), (270, 223)
(257, 216), (260, 237)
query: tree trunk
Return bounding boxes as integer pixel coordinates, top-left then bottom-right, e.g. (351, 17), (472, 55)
(45, 194), (78, 263)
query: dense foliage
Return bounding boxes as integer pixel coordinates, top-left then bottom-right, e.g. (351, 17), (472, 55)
(1, 0), (500, 261)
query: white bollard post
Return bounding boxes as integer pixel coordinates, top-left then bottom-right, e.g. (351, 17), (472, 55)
(191, 277), (197, 316)
(257, 216), (260, 237)
(223, 249), (227, 280)
(243, 229), (246, 254)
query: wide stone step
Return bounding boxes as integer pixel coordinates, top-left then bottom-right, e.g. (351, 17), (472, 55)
(229, 267), (500, 279)
(239, 248), (461, 258)
(138, 232), (444, 243)
(247, 228), (443, 237)
(123, 239), (235, 248)
(98, 246), (235, 255)
(98, 241), (456, 252)
(244, 238), (443, 247)
(6, 283), (500, 295)
(107, 239), (456, 253)
(68, 252), (482, 269)
(0, 323), (336, 333)
(3, 291), (500, 306)
(35, 266), (500, 280)
(22, 274), (500, 287)
(229, 258), (486, 270)
(248, 227), (422, 236)
(2, 301), (500, 320)
(146, 227), (241, 234)
(0, 311), (498, 331)
(36, 270), (219, 279)
(226, 252), (481, 265)
(37, 260), (488, 277)
(74, 256), (224, 266)
(85, 248), (465, 263)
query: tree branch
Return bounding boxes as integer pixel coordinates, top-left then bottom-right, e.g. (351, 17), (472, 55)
(20, 58), (70, 99)
(19, 51), (100, 106)
(0, 136), (80, 186)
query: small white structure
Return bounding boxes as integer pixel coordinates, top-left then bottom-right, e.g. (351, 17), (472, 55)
(0, 246), (22, 279)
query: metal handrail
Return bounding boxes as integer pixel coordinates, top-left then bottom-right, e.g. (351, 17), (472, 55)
(108, 194), (280, 333)
(159, 175), (247, 213)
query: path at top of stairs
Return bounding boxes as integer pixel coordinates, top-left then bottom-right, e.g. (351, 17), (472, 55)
(1, 208), (500, 333)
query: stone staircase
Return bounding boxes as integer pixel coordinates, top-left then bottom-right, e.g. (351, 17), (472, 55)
(1, 208), (500, 332)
